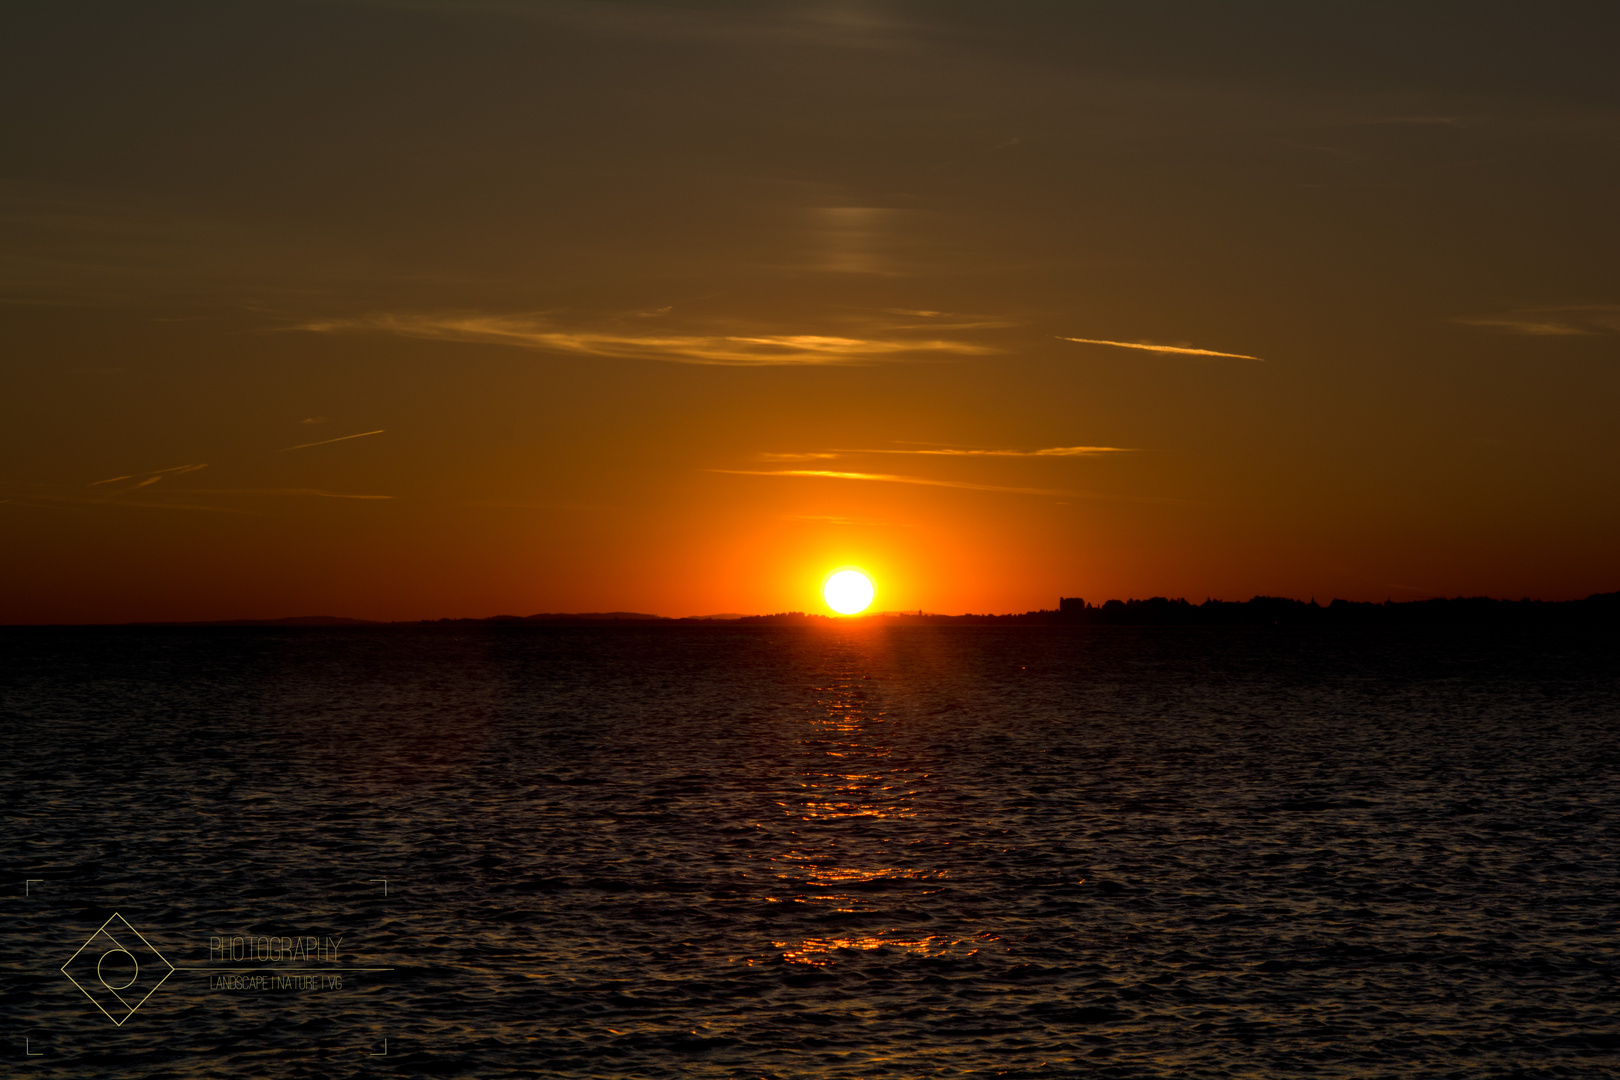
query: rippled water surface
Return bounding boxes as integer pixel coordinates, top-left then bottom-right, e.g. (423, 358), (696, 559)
(2, 624), (1617, 1078)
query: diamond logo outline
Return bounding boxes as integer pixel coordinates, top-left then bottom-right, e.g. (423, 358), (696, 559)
(61, 913), (175, 1025)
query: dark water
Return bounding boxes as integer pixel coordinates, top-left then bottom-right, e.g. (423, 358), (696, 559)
(2, 624), (1617, 1079)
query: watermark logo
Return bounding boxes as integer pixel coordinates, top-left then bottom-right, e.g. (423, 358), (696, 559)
(60, 914), (175, 1025)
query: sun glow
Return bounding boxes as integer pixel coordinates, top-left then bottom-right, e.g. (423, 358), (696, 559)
(823, 569), (875, 615)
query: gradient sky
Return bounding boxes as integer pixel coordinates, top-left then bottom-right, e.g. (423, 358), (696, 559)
(3, 1), (1617, 622)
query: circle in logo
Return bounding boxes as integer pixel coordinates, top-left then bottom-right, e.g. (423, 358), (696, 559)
(97, 948), (139, 991)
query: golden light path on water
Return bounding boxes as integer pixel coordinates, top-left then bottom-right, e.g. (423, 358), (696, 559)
(745, 626), (986, 970)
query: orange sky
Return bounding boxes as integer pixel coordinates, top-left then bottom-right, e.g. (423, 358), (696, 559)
(3, 2), (1618, 622)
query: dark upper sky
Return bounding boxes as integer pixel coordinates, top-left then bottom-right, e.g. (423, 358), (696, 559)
(3, 1), (1617, 621)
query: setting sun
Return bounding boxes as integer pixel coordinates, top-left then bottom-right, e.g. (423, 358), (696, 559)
(823, 570), (875, 615)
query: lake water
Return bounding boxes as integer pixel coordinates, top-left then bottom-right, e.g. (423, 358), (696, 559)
(2, 624), (1616, 1078)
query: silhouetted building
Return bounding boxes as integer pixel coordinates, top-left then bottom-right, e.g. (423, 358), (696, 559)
(1059, 597), (1085, 615)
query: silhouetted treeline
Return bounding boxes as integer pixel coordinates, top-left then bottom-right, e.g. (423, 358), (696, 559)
(118, 592), (1619, 629)
(741, 592), (1620, 627)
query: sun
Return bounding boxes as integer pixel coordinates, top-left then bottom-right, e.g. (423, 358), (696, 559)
(823, 569), (875, 615)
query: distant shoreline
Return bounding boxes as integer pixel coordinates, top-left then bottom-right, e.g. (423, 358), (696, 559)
(9, 592), (1617, 628)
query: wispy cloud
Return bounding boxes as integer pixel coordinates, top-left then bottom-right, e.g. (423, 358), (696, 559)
(714, 467), (1190, 504)
(754, 446), (1127, 466)
(1454, 306), (1620, 336)
(352, 0), (918, 50)
(1057, 336), (1264, 360)
(61, 434), (391, 516)
(92, 463), (207, 486)
(1456, 317), (1590, 336)
(709, 469), (1072, 497)
(857, 306), (1020, 331)
(275, 430), (386, 452)
(761, 445), (1134, 462)
(8, 472), (393, 515)
(299, 313), (994, 366)
(885, 319), (1017, 331)
(855, 445), (1134, 457)
(855, 306), (1017, 331)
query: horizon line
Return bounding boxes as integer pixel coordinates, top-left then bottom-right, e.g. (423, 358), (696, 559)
(5, 589), (1617, 627)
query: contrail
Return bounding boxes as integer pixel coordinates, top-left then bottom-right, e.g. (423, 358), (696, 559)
(1058, 336), (1262, 360)
(708, 469), (1072, 497)
(840, 445), (1135, 457)
(275, 430), (386, 452)
(710, 469), (1194, 504)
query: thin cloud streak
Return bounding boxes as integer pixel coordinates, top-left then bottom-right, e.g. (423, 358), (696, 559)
(354, 0), (920, 51)
(760, 445), (1134, 462)
(70, 443), (390, 512)
(1456, 318), (1591, 336)
(1058, 336), (1264, 360)
(849, 445), (1135, 457)
(713, 469), (1193, 505)
(300, 314), (994, 366)
(92, 463), (207, 486)
(1454, 306), (1620, 336)
(879, 319), (1021, 331)
(11, 486), (392, 510)
(709, 469), (1073, 497)
(275, 430), (387, 452)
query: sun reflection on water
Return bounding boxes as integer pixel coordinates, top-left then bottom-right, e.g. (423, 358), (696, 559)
(751, 629), (951, 965)
(767, 934), (980, 967)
